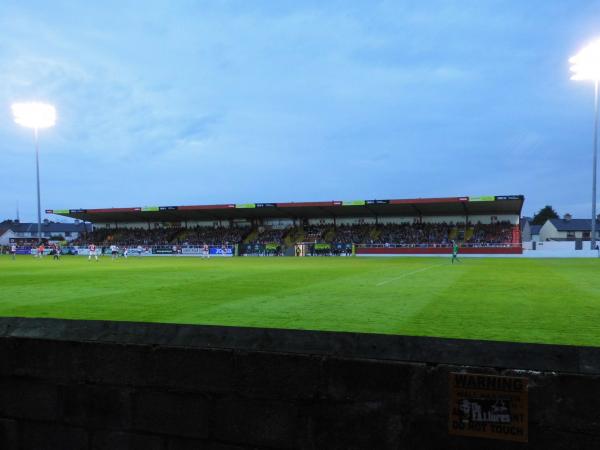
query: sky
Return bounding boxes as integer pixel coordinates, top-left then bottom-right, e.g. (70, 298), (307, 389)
(1, 0), (600, 222)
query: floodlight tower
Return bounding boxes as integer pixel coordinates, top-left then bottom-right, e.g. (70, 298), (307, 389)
(11, 102), (57, 243)
(570, 40), (600, 250)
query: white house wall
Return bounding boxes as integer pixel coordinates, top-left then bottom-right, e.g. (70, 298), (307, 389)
(538, 221), (557, 242)
(0, 230), (14, 246)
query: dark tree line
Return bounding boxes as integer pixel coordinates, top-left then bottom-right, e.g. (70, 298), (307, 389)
(532, 205), (559, 225)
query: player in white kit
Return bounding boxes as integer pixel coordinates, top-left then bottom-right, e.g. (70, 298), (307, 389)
(88, 243), (98, 261)
(202, 243), (209, 259)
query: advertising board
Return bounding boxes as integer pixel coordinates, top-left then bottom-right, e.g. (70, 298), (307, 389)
(449, 373), (528, 442)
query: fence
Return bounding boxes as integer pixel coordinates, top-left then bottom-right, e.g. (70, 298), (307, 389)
(6, 242), (524, 257)
(7, 245), (235, 257)
(356, 242), (522, 249)
(356, 242), (523, 256)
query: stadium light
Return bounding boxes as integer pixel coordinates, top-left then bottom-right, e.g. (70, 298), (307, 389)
(11, 102), (56, 129)
(11, 102), (57, 243)
(570, 40), (600, 250)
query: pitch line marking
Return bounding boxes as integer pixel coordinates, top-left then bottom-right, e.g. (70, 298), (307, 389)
(376, 264), (445, 286)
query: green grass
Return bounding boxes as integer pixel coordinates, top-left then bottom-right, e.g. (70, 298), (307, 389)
(1, 255), (600, 347)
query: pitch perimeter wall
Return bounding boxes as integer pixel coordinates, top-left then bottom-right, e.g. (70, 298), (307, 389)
(356, 246), (523, 255)
(0, 318), (598, 450)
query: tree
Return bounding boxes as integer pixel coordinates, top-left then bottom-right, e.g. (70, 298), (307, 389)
(532, 205), (559, 225)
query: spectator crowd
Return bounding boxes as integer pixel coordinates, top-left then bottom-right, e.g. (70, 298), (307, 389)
(74, 221), (515, 248)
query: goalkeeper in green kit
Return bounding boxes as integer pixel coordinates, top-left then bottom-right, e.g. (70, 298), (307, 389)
(451, 240), (460, 264)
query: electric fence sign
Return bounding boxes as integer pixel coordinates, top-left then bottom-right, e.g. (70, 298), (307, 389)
(449, 373), (528, 442)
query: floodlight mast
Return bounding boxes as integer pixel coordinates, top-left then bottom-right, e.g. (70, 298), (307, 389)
(570, 40), (600, 250)
(594, 80), (599, 251)
(11, 102), (56, 244)
(34, 127), (41, 243)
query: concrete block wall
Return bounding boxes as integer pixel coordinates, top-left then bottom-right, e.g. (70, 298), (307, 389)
(0, 318), (599, 449)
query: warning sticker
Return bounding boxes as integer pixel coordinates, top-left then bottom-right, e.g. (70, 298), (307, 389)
(449, 372), (528, 442)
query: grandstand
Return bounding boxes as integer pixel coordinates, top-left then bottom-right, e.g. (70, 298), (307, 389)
(46, 194), (523, 256)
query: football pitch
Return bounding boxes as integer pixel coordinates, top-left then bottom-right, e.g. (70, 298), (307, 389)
(1, 255), (599, 347)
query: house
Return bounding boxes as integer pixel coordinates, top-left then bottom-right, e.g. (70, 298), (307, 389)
(0, 221), (91, 245)
(538, 215), (600, 241)
(521, 217), (542, 242)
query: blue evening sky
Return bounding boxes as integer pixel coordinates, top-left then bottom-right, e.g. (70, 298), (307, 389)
(1, 0), (600, 221)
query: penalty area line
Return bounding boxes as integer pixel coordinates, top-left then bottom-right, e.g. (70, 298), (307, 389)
(375, 264), (446, 287)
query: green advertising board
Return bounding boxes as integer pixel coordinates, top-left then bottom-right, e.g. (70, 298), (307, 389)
(342, 200), (366, 206)
(53, 209), (69, 214)
(469, 196), (495, 202)
(236, 203), (256, 209)
(141, 206), (160, 212)
(314, 243), (331, 250)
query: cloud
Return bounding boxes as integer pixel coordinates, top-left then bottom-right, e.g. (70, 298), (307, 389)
(1, 1), (600, 219)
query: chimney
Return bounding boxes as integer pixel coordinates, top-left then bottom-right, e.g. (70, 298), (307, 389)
(563, 213), (572, 221)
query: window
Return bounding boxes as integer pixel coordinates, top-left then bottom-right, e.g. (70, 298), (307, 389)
(567, 232), (575, 239)
(583, 231), (590, 239)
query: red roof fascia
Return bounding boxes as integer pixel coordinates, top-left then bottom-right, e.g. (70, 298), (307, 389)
(389, 197), (465, 205)
(177, 204), (235, 211)
(277, 201), (336, 208)
(86, 207), (142, 213)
